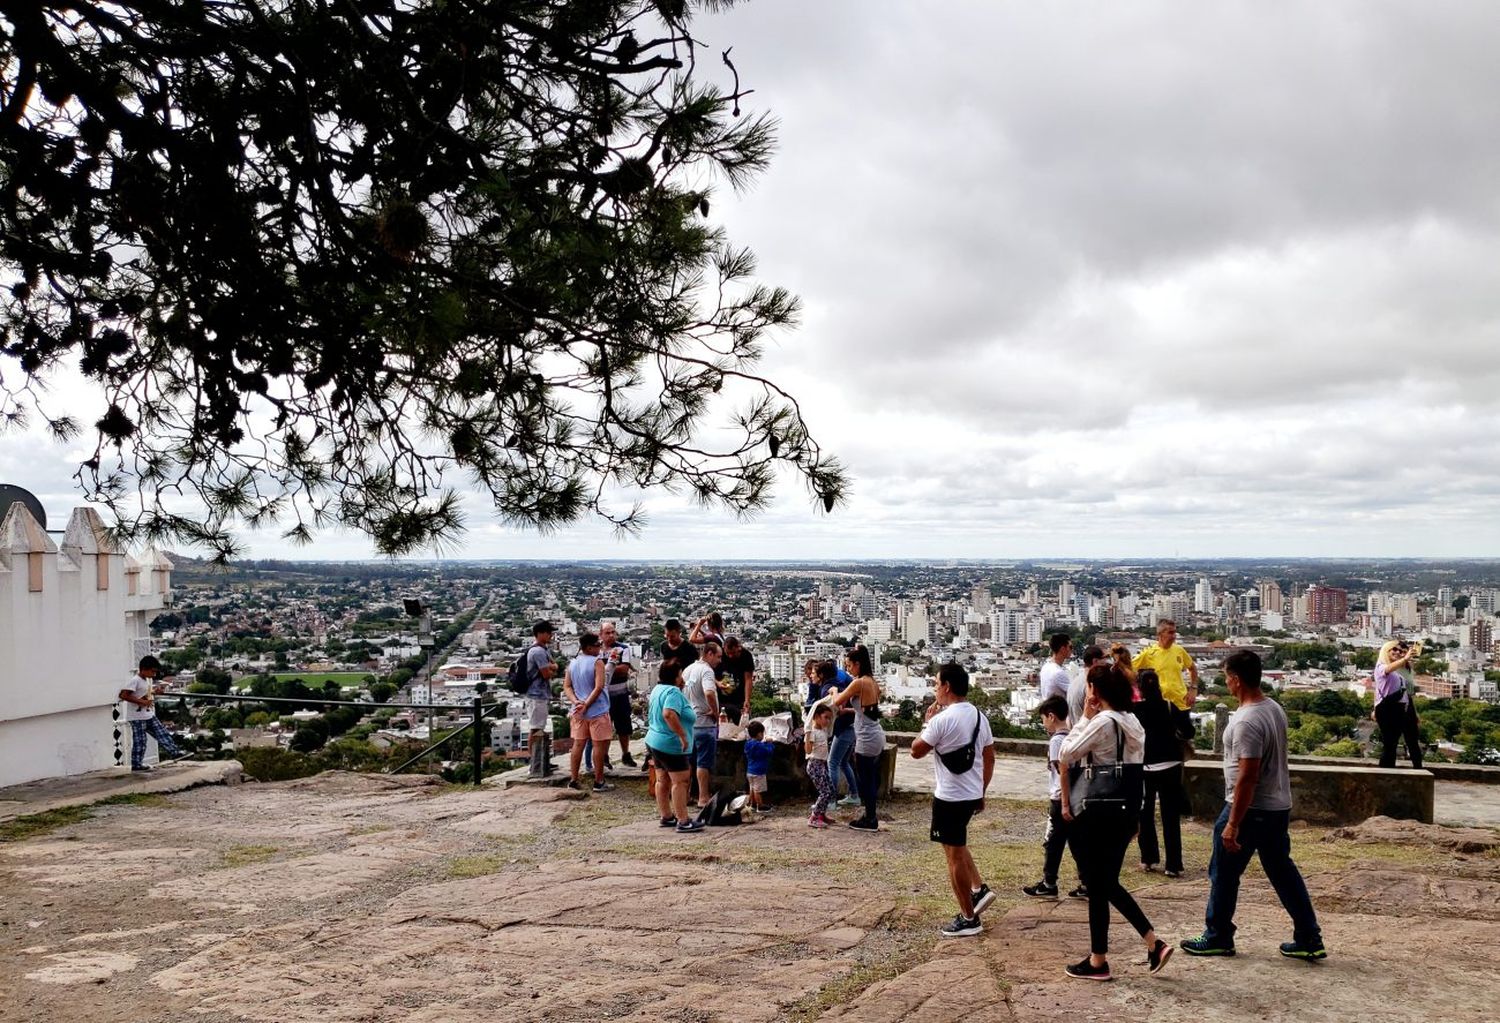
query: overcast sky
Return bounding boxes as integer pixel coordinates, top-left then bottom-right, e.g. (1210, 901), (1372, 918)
(6, 1), (1500, 560)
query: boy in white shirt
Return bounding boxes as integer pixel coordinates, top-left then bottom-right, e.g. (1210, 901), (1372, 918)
(1022, 695), (1085, 899)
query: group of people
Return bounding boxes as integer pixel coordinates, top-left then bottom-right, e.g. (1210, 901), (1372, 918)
(914, 630), (1326, 981)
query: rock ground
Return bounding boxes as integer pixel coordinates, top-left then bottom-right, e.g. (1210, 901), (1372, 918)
(2, 770), (1498, 1022)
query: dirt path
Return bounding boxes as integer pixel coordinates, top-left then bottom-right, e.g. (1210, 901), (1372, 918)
(2, 772), (1496, 1022)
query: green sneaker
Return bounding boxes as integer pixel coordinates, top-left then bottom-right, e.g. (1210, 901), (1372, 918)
(1279, 940), (1327, 961)
(1180, 934), (1236, 957)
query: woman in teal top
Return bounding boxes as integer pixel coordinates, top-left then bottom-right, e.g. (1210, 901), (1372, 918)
(646, 662), (702, 832)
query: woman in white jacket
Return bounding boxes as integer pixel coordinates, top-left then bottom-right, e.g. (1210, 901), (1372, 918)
(1058, 663), (1172, 982)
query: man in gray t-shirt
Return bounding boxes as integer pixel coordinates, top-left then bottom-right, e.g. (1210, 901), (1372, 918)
(525, 621), (557, 776)
(1222, 698), (1291, 811)
(1181, 650), (1324, 961)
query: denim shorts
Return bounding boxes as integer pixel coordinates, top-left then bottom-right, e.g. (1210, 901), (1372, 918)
(692, 729), (718, 770)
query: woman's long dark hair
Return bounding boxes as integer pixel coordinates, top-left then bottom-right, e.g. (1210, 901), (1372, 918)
(846, 644), (874, 678)
(1137, 668), (1163, 704)
(1087, 663), (1135, 712)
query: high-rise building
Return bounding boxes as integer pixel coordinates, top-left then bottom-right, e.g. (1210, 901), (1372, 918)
(1237, 590), (1260, 615)
(1437, 586), (1454, 607)
(1257, 581), (1282, 616)
(902, 604), (931, 646)
(1306, 585), (1349, 626)
(1058, 581), (1075, 606)
(970, 585), (992, 614)
(864, 619), (894, 644)
(1194, 577), (1214, 613)
(1467, 618), (1493, 654)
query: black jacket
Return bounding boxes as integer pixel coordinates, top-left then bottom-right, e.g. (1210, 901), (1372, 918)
(1134, 697), (1194, 766)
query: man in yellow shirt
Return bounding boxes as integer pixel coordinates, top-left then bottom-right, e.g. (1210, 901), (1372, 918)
(1133, 619), (1199, 710)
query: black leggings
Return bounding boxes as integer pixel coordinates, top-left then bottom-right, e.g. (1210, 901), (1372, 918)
(854, 752), (880, 823)
(1375, 696), (1423, 768)
(1067, 807), (1153, 955)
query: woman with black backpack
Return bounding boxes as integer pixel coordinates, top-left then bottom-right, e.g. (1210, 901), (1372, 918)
(1058, 663), (1172, 981)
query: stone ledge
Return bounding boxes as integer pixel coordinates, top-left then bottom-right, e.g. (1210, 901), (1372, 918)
(0, 760), (243, 823)
(1183, 759), (1435, 825)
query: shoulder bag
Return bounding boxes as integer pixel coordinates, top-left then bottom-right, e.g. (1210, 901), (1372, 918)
(1066, 715), (1144, 817)
(936, 705), (983, 775)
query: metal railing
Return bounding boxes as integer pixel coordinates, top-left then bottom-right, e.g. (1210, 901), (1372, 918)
(126, 690), (529, 785)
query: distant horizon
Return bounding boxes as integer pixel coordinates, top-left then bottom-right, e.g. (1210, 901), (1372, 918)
(168, 554), (1500, 566)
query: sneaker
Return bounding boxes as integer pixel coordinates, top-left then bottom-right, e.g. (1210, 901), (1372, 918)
(592, 781), (616, 793)
(621, 753), (637, 767)
(1141, 862), (1158, 873)
(1064, 956), (1112, 981)
(808, 814), (828, 829)
(1149, 939), (1173, 975)
(970, 883), (996, 916)
(659, 816), (678, 828)
(846, 818), (879, 832)
(565, 780), (583, 791)
(940, 914), (982, 939)
(837, 796), (861, 809)
(1180, 934), (1236, 957)
(755, 805), (774, 814)
(1022, 881), (1060, 899)
(131, 765), (154, 772)
(675, 819), (705, 834)
(1280, 940), (1327, 961)
(1164, 869), (1182, 878)
(1067, 886), (1089, 900)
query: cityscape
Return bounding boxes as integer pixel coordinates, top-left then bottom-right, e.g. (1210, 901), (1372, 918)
(145, 556), (1500, 775)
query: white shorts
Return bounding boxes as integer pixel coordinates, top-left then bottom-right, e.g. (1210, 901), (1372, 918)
(747, 774), (768, 795)
(526, 697), (550, 731)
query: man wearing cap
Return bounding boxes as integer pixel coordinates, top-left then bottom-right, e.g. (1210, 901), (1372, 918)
(526, 621), (558, 777)
(119, 655), (184, 771)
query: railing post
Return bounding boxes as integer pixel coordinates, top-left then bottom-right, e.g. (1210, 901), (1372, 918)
(471, 696), (484, 786)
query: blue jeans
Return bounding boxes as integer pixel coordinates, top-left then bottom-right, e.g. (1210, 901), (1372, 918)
(828, 730), (859, 800)
(1205, 804), (1322, 946)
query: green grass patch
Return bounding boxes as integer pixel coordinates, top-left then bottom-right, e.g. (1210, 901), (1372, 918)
(0, 805), (95, 843)
(220, 844), (280, 868)
(268, 672), (372, 687)
(445, 853), (513, 878)
(0, 792), (170, 843)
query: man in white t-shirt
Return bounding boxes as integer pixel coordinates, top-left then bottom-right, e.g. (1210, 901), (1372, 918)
(681, 640), (722, 808)
(912, 663), (996, 939)
(1039, 633), (1073, 702)
(118, 655), (184, 771)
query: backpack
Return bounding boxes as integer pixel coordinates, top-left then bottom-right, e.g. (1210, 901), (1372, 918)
(506, 651), (531, 695)
(695, 790), (747, 827)
(936, 705), (983, 776)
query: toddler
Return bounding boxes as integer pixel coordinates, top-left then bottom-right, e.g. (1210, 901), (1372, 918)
(804, 703), (835, 827)
(743, 721), (776, 813)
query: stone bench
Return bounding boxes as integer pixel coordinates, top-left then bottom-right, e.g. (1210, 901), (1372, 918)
(710, 739), (897, 801)
(1182, 760), (1435, 825)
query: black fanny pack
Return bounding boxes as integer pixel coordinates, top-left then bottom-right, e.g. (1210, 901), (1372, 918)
(936, 707), (982, 775)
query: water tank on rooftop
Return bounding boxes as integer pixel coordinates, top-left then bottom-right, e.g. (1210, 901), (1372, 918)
(0, 484), (46, 530)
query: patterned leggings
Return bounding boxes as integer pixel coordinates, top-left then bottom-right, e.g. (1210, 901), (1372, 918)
(130, 719), (181, 768)
(807, 758), (834, 816)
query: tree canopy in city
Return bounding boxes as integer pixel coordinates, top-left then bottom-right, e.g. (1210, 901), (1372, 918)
(0, 0), (845, 559)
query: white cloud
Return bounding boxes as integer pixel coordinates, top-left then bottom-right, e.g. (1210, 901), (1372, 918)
(4, 1), (1500, 558)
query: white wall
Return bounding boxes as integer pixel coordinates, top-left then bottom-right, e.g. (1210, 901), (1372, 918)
(0, 505), (172, 787)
